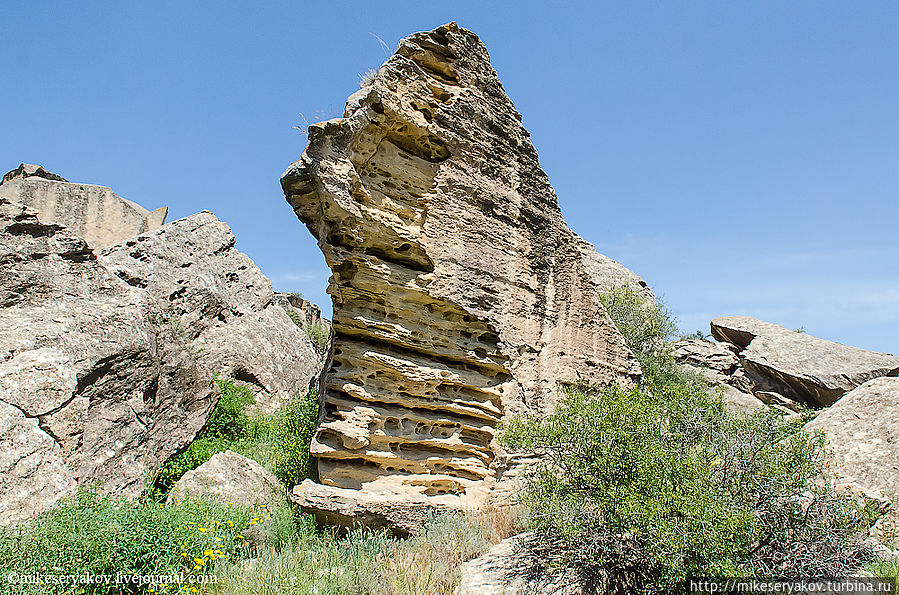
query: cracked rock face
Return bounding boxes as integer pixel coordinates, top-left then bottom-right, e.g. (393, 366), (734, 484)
(100, 212), (321, 413)
(282, 23), (643, 508)
(0, 197), (215, 525)
(711, 316), (899, 407)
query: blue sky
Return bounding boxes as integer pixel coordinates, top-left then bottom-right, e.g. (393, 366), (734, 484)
(2, 1), (897, 353)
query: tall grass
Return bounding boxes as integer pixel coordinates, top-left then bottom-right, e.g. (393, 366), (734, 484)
(205, 513), (493, 595)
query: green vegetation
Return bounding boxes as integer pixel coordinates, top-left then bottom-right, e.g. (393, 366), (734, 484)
(207, 513), (492, 595)
(500, 285), (878, 594)
(150, 378), (320, 498)
(0, 495), (498, 595)
(0, 489), (256, 595)
(304, 322), (330, 356)
(285, 309), (330, 357)
(270, 389), (320, 487)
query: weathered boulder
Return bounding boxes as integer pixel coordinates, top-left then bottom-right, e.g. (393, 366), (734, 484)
(458, 533), (582, 595)
(0, 164), (167, 249)
(281, 23), (642, 512)
(711, 316), (899, 407)
(291, 479), (463, 536)
(167, 450), (284, 511)
(0, 197), (215, 525)
(100, 212), (321, 413)
(806, 377), (899, 499)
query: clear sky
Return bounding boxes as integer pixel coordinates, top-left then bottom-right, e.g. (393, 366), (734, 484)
(2, 1), (897, 353)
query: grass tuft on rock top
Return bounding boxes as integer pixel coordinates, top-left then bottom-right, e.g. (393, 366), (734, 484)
(500, 285), (879, 594)
(149, 377), (320, 499)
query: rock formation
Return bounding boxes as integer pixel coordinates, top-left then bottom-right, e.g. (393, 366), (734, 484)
(0, 164), (167, 249)
(281, 23), (645, 518)
(1, 172), (325, 524)
(711, 316), (899, 408)
(100, 212), (321, 413)
(671, 338), (766, 413)
(274, 291), (327, 328)
(0, 197), (214, 525)
(806, 377), (899, 499)
(168, 450), (285, 512)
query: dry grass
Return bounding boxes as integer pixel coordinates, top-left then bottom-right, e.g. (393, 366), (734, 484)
(204, 505), (526, 595)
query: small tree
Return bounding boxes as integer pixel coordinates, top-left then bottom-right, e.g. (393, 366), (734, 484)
(500, 287), (876, 593)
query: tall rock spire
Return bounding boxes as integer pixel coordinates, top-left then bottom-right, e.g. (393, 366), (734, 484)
(282, 23), (647, 518)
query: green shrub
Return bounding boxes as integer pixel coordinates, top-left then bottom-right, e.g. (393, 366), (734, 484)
(286, 309), (305, 328)
(271, 389), (320, 488)
(0, 489), (256, 595)
(304, 322), (330, 356)
(500, 287), (876, 593)
(599, 285), (675, 359)
(501, 382), (874, 593)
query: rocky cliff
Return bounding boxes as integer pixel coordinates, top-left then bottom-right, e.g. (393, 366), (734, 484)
(0, 164), (168, 250)
(282, 23), (646, 513)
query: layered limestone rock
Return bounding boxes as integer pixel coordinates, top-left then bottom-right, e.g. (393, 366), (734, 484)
(100, 212), (321, 413)
(0, 164), (167, 249)
(711, 316), (899, 408)
(0, 197), (214, 525)
(281, 23), (643, 513)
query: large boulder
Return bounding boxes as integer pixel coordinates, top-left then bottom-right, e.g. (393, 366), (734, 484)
(0, 164), (167, 249)
(290, 479), (464, 536)
(711, 316), (899, 407)
(167, 450), (284, 512)
(0, 197), (215, 525)
(99, 212), (321, 413)
(806, 377), (899, 499)
(281, 23), (643, 515)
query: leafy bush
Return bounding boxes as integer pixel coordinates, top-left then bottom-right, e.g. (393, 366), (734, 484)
(271, 389), (320, 487)
(304, 322), (330, 356)
(599, 285), (676, 359)
(0, 489), (256, 595)
(500, 287), (876, 593)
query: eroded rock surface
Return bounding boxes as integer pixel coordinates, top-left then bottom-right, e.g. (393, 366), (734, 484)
(168, 450), (284, 511)
(291, 479), (463, 536)
(806, 377), (899, 499)
(100, 212), (321, 413)
(281, 23), (642, 508)
(0, 164), (167, 249)
(0, 197), (214, 524)
(711, 316), (899, 407)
